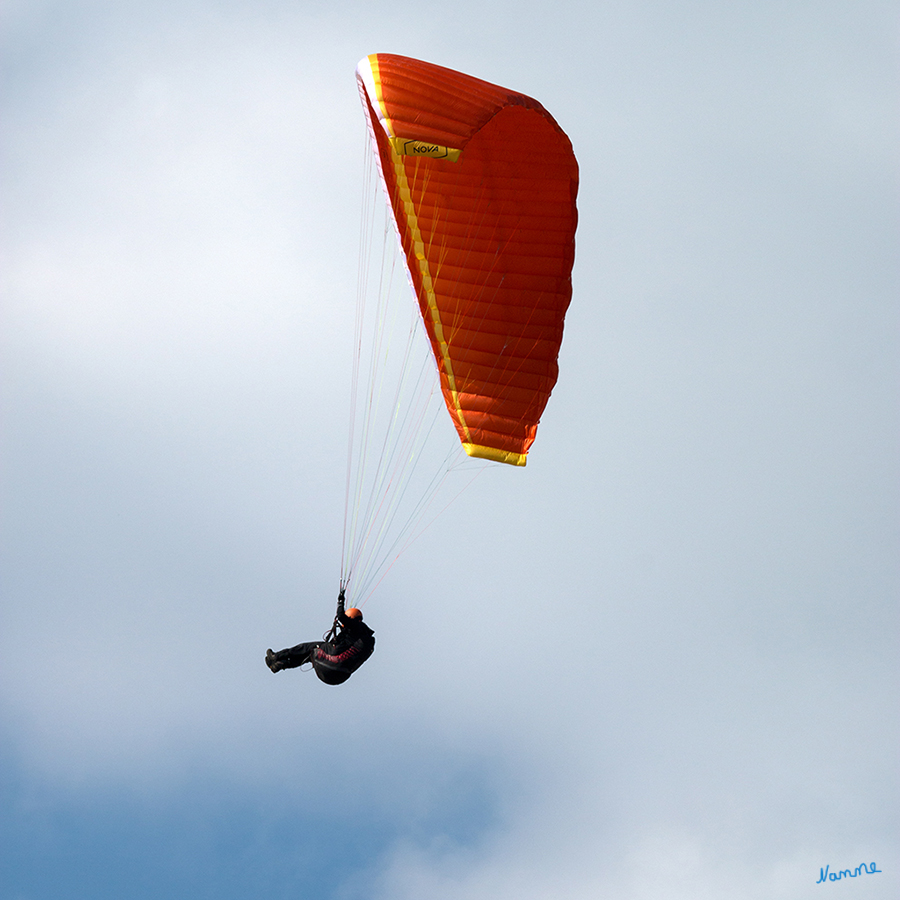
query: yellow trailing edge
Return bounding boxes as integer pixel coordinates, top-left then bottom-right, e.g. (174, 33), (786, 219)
(463, 443), (528, 467)
(389, 137), (462, 162)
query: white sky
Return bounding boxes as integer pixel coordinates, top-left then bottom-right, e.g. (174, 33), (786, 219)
(2, 1), (898, 898)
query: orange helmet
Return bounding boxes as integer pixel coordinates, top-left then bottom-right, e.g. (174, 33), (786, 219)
(345, 607), (363, 620)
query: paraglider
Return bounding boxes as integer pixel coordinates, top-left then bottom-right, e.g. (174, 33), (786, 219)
(265, 55), (577, 682)
(356, 53), (579, 465)
(266, 592), (375, 685)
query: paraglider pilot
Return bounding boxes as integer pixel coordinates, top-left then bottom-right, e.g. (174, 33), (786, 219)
(265, 591), (375, 685)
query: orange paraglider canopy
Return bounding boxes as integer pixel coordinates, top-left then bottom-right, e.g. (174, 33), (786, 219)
(357, 54), (578, 466)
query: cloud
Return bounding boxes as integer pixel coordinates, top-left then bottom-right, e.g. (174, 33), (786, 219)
(2, 1), (898, 898)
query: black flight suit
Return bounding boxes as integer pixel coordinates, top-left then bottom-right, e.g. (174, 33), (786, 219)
(266, 605), (375, 685)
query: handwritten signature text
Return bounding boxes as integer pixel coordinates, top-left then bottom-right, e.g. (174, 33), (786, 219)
(817, 862), (881, 884)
